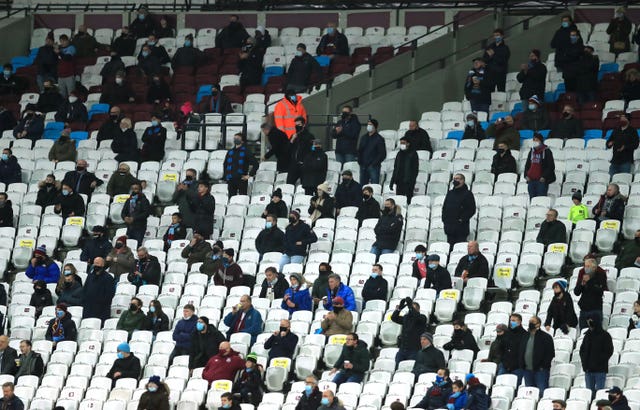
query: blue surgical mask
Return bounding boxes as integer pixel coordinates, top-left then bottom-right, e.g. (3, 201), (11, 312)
(510, 321), (518, 329)
(56, 310), (64, 318)
(528, 104), (537, 111)
(3, 71), (10, 77)
(311, 146), (316, 152)
(466, 120), (475, 128)
(138, 14), (145, 20)
(62, 189), (70, 196)
(148, 387), (157, 393)
(64, 270), (72, 276)
(428, 263), (437, 270)
(117, 352), (125, 359)
(295, 50), (303, 57)
(290, 95), (297, 102)
(415, 253), (423, 260)
(371, 272), (378, 278)
(148, 41), (156, 46)
(327, 27), (334, 35)
(305, 385), (313, 396)
(223, 404), (231, 409)
(561, 21), (569, 28)
(222, 257), (230, 264)
(265, 222), (273, 229)
(468, 255), (477, 261)
(196, 322), (205, 331)
(435, 375), (444, 383)
(494, 36), (502, 43)
(570, 35), (578, 43)
(246, 367), (253, 372)
(151, 120), (159, 127)
(142, 51), (150, 58)
(149, 306), (156, 313)
(212, 254), (219, 260)
(321, 398), (330, 406)
(184, 40), (192, 47)
(1, 154), (8, 162)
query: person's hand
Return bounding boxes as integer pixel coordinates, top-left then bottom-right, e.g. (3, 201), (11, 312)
(601, 210), (607, 217)
(54, 204), (61, 210)
(31, 258), (38, 266)
(241, 175), (250, 181)
(520, 63), (528, 71)
(273, 330), (279, 336)
(617, 145), (625, 152)
(283, 294), (289, 300)
(325, 311), (336, 320)
(607, 141), (614, 148)
(260, 156), (266, 161)
(329, 368), (337, 374)
(635, 256), (640, 264)
(280, 331), (287, 337)
(90, 181), (97, 188)
(344, 362), (353, 369)
(135, 271), (141, 277)
(232, 305), (238, 313)
(335, 126), (342, 133)
(290, 133), (298, 142)
(106, 255), (113, 262)
(480, 358), (487, 362)
(69, 212), (75, 217)
(313, 297), (320, 304)
(154, 99), (160, 104)
(545, 325), (551, 331)
(486, 48), (495, 56)
(239, 52), (248, 59)
(540, 178), (545, 183)
(286, 299), (295, 308)
(190, 238), (198, 246)
(113, 372), (122, 378)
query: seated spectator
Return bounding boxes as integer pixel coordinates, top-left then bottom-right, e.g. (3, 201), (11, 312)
(616, 229), (640, 270)
(279, 209), (317, 271)
(309, 182), (335, 225)
(335, 170), (362, 213)
(100, 71), (136, 105)
(144, 34), (170, 64)
(282, 272), (312, 314)
(54, 91), (88, 124)
(622, 68), (640, 103)
(454, 241), (490, 285)
(112, 26), (136, 56)
(520, 95), (549, 131)
(197, 83), (233, 115)
(147, 74), (172, 105)
(55, 265), (83, 306)
(446, 380), (468, 410)
(14, 340), (44, 379)
(72, 25), (99, 58)
(254, 26), (271, 51)
(391, 297), (427, 364)
(80, 225), (112, 265)
(106, 163), (141, 196)
(122, 182), (151, 245)
(424, 254), (453, 295)
(199, 241), (225, 279)
(0, 336), (17, 376)
(443, 319), (480, 353)
(370, 198), (403, 258)
(323, 274), (356, 311)
(215, 15), (250, 49)
(143, 299), (170, 336)
(257, 267), (287, 300)
(255, 215), (285, 257)
(189, 316), (226, 370)
(107, 342), (141, 386)
(30, 279), (53, 319)
(99, 52), (125, 83)
(63, 159), (103, 196)
(321, 297), (353, 336)
(140, 115), (167, 162)
(13, 109), (44, 141)
(138, 375), (170, 410)
(0, 192), (13, 228)
(162, 212), (186, 251)
(568, 191), (589, 225)
(106, 235), (136, 279)
(329, 332), (370, 386)
(356, 186), (380, 224)
(0, 105), (16, 134)
(319, 390), (346, 410)
(36, 174), (60, 209)
(223, 295), (262, 344)
(0, 63), (26, 96)
(403, 120), (433, 153)
(286, 43), (322, 93)
(181, 232), (212, 269)
(536, 209), (567, 247)
(116, 297), (146, 337)
(45, 303), (78, 345)
(0, 383), (23, 409)
(628, 300), (640, 332)
(607, 113), (638, 176)
(54, 183), (85, 218)
(36, 80), (64, 113)
(414, 368), (453, 409)
(0, 148), (20, 186)
(48, 129), (77, 163)
(232, 352), (264, 405)
(203, 342), (245, 385)
(264, 319), (298, 361)
(170, 304), (198, 362)
(312, 263), (332, 306)
(487, 116), (520, 150)
(138, 44), (161, 76)
(548, 105), (583, 139)
(412, 245), (428, 280)
(491, 142), (517, 178)
(462, 113), (486, 140)
(465, 376), (490, 410)
(111, 118), (139, 162)
(362, 264), (388, 307)
(301, 142), (328, 196)
(26, 245), (60, 283)
(128, 247), (161, 288)
(212, 248), (244, 289)
(172, 34), (203, 69)
(82, 258), (115, 323)
(238, 37), (264, 90)
(544, 279), (577, 334)
(317, 22), (349, 56)
(97, 106), (123, 142)
(412, 333), (446, 379)
(297, 376), (323, 410)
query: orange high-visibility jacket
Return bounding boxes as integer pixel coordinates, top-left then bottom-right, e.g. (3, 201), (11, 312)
(273, 96), (308, 138)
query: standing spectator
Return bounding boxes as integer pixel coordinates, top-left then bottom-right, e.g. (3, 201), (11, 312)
(462, 113), (486, 141)
(56, 266), (84, 306)
(264, 319), (299, 361)
(593, 183), (626, 223)
(0, 193), (12, 228)
(71, 25), (99, 58)
(170, 304), (198, 362)
(45, 304), (77, 345)
(106, 163), (140, 196)
(0, 64), (26, 96)
(99, 52), (125, 83)
(521, 96), (549, 131)
(443, 319), (480, 354)
(296, 377), (322, 410)
(128, 247), (161, 288)
(308, 182), (334, 224)
(483, 28), (510, 91)
(549, 105), (583, 139)
(573, 46), (600, 104)
(198, 83), (233, 115)
(544, 280), (577, 334)
(317, 22), (349, 56)
(80, 225), (112, 265)
(362, 264), (388, 307)
(616, 230), (640, 271)
(391, 297), (427, 364)
(36, 80), (64, 113)
(143, 300), (170, 336)
(323, 274), (356, 311)
(286, 43), (322, 93)
(140, 115), (167, 162)
(559, 28), (585, 93)
(255, 216), (285, 257)
(199, 242), (224, 280)
(121, 183), (151, 246)
(412, 245), (428, 281)
(390, 135), (419, 202)
(442, 174), (476, 247)
(224, 133), (258, 197)
(106, 235), (136, 279)
(487, 116), (520, 149)
(484, 324), (508, 367)
(525, 133), (556, 199)
(464, 57), (493, 114)
(48, 129), (77, 163)
(137, 376), (170, 410)
(172, 34), (203, 69)
(26, 245), (60, 283)
(607, 114), (639, 176)
(356, 186), (380, 224)
(568, 191), (589, 225)
(329, 333), (370, 386)
(412, 333), (446, 379)
(282, 273), (311, 315)
(454, 241), (490, 285)
(13, 110), (44, 141)
(574, 266), (605, 330)
(0, 148), (21, 185)
(100, 72), (136, 105)
(357, 119), (386, 184)
(162, 212), (187, 251)
(55, 34), (76, 98)
(0, 383), (23, 409)
(424, 254), (453, 295)
(262, 122), (290, 173)
(259, 267), (288, 300)
(622, 68), (640, 103)
(107, 343), (141, 386)
(320, 297), (353, 336)
(403, 120), (433, 153)
(189, 181), (216, 238)
(171, 169), (198, 228)
(238, 37), (264, 91)
(254, 26), (271, 51)
(331, 106), (361, 163)
(580, 314), (614, 393)
(29, 279), (53, 319)
(53, 183), (85, 218)
(550, 15), (578, 71)
(301, 141), (328, 196)
(491, 142), (517, 178)
(414, 368), (453, 410)
(212, 249), (244, 289)
(223, 295), (263, 344)
(14, 340), (44, 379)
(82, 258), (115, 323)
(335, 171), (362, 214)
(518, 316), (555, 396)
(215, 15), (250, 49)
(189, 316), (226, 370)
(279, 209), (317, 271)
(607, 7), (632, 54)
(62, 159), (102, 197)
(286, 116), (314, 185)
(112, 118), (140, 162)
(536, 209), (567, 247)
(116, 297), (146, 337)
(35, 35), (58, 92)
(371, 198), (403, 257)
(156, 16), (175, 38)
(129, 7), (156, 39)
(504, 314), (527, 376)
(517, 49), (547, 108)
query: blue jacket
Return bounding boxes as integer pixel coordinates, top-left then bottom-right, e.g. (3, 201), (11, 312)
(26, 259), (60, 283)
(447, 391), (467, 410)
(223, 306), (263, 344)
(281, 286), (312, 314)
(283, 221), (317, 256)
(172, 314), (198, 350)
(357, 132), (386, 168)
(323, 283), (357, 312)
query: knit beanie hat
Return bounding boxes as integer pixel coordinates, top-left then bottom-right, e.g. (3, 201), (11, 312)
(34, 245), (47, 258)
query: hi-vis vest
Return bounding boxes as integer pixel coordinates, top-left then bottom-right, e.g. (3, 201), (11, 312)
(274, 96), (308, 138)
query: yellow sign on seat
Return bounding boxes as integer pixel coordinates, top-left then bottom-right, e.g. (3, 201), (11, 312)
(329, 334), (347, 345)
(114, 194), (129, 204)
(162, 173), (178, 182)
(212, 380), (232, 392)
(18, 239), (35, 248)
(601, 220), (620, 231)
(440, 289), (459, 300)
(548, 243), (567, 254)
(496, 266), (513, 278)
(271, 358), (291, 369)
(66, 217), (84, 226)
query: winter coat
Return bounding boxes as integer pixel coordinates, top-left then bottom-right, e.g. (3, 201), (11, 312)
(318, 398), (346, 410)
(142, 311), (170, 335)
(0, 395), (23, 410)
(465, 383), (490, 410)
(296, 388), (322, 410)
(107, 172), (140, 197)
(35, 43), (57, 77)
(464, 67), (494, 105)
(202, 350), (245, 382)
(373, 207), (403, 250)
(308, 192), (334, 221)
(259, 274), (289, 299)
(189, 324), (226, 369)
(550, 23), (579, 69)
(37, 90), (64, 113)
(105, 247), (136, 278)
(211, 262), (244, 289)
(116, 309), (146, 335)
(574, 276), (604, 312)
(454, 253), (490, 281)
(335, 340), (370, 377)
(172, 182), (198, 227)
(321, 308), (353, 336)
(491, 150), (517, 177)
(45, 311), (77, 342)
(580, 320), (613, 373)
(26, 259), (60, 283)
(356, 197), (381, 223)
(62, 170), (103, 197)
(56, 279), (83, 306)
(517, 61), (547, 100)
(127, 255), (161, 287)
(13, 114), (44, 141)
(171, 314), (198, 350)
(137, 386), (170, 410)
(289, 128), (314, 163)
(415, 380), (453, 410)
(609, 126), (639, 165)
(544, 292), (578, 331)
(332, 115), (362, 156)
(607, 17), (633, 53)
(99, 57), (125, 81)
(82, 268), (115, 322)
(403, 127), (433, 153)
(138, 53), (162, 76)
(111, 129), (139, 162)
(198, 93), (234, 115)
(536, 220), (567, 247)
(264, 330), (299, 361)
(549, 117), (583, 139)
(357, 132), (386, 167)
(483, 41), (510, 74)
(30, 287), (53, 318)
(129, 16), (156, 38)
(616, 238), (640, 270)
(215, 23), (250, 49)
(81, 236), (113, 264)
(283, 220), (317, 256)
(224, 144), (258, 183)
(324, 283), (357, 311)
(301, 149), (328, 189)
(255, 226), (285, 255)
(316, 32), (349, 56)
(100, 82), (135, 106)
(361, 275), (388, 304)
(121, 193), (151, 229)
(37, 184), (60, 209)
(48, 138), (77, 162)
(487, 123), (520, 150)
(335, 180), (362, 210)
(162, 223), (186, 251)
(264, 127), (290, 173)
(593, 193), (625, 222)
(0, 347), (17, 375)
(390, 149), (419, 188)
(281, 285), (312, 314)
(54, 100), (88, 123)
(14, 351), (44, 379)
(524, 145), (556, 185)
(189, 193), (216, 236)
(0, 201), (13, 227)
(172, 45), (203, 68)
(502, 326), (527, 372)
(0, 109), (16, 133)
(391, 304), (427, 351)
(238, 47), (264, 87)
(518, 330), (555, 371)
(311, 271), (331, 300)
(462, 125), (486, 141)
(424, 265), (453, 293)
(107, 353), (141, 380)
(0, 156), (21, 185)
(223, 306), (263, 343)
(181, 240), (212, 268)
(140, 125), (167, 162)
(287, 52), (322, 89)
(521, 109), (550, 132)
(412, 345), (446, 377)
(232, 367), (264, 404)
(444, 329), (479, 353)
(442, 184), (476, 240)
(572, 53), (599, 94)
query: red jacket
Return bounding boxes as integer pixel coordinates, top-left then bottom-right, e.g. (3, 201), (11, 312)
(203, 350), (245, 383)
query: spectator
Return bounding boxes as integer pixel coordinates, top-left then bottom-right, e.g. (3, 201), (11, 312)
(412, 333), (446, 379)
(484, 324), (507, 366)
(179, 232), (212, 269)
(424, 254), (453, 295)
(308, 182), (334, 224)
(356, 186), (380, 224)
(170, 304), (198, 362)
(536, 209), (567, 247)
(107, 343), (141, 386)
(296, 376), (322, 410)
(156, 15), (174, 38)
(559, 28), (585, 93)
(112, 118), (139, 163)
(412, 245), (428, 280)
(311, 263), (333, 306)
(223, 295), (263, 344)
(112, 26), (136, 55)
(483, 28), (510, 91)
(282, 273), (311, 314)
(321, 297), (353, 336)
(262, 189), (288, 219)
(593, 183), (626, 224)
(48, 129), (77, 163)
(171, 169), (198, 228)
(99, 52), (125, 83)
(616, 230), (640, 270)
(390, 135), (419, 202)
(286, 115), (314, 185)
(29, 279), (53, 319)
(13, 110), (44, 141)
(622, 68), (640, 103)
(26, 245), (60, 283)
(189, 316), (226, 370)
(45, 303), (77, 345)
(454, 241), (490, 285)
(491, 142), (517, 178)
(130, 6), (156, 38)
(35, 35), (57, 92)
(62, 159), (103, 196)
(0, 148), (21, 185)
(55, 34), (76, 98)
(14, 340), (45, 380)
(462, 113), (486, 141)
(608, 114), (639, 176)
(414, 368), (453, 409)
(261, 122), (290, 173)
(254, 26), (271, 51)
(162, 212), (187, 251)
(36, 80), (64, 113)
(215, 15), (250, 49)
(0, 337), (16, 376)
(518, 316), (554, 396)
(525, 133), (556, 198)
(580, 314), (614, 393)
(138, 44), (161, 76)
(212, 248), (245, 289)
(318, 390), (346, 410)
(106, 235), (136, 279)
(331, 106), (361, 164)
(577, 256), (609, 292)
(324, 274), (356, 311)
(199, 241), (225, 280)
(442, 174), (476, 247)
(550, 15), (578, 71)
(224, 133), (258, 197)
(403, 120), (433, 153)
(100, 72), (136, 105)
(238, 37), (264, 90)
(147, 74), (171, 104)
(362, 264), (388, 307)
(464, 57), (494, 114)
(0, 192), (13, 228)
(301, 142), (328, 197)
(143, 299), (170, 336)
(605, 387), (631, 410)
(143, 34), (171, 64)
(444, 319), (480, 354)
(552, 400), (566, 410)
(287, 43), (322, 93)
(138, 375), (170, 410)
(232, 352), (264, 405)
(280, 209), (317, 271)
(371, 198), (403, 258)
(573, 46), (600, 104)
(55, 265), (83, 306)
(36, 174), (60, 209)
(140, 115), (167, 162)
(172, 34), (203, 69)
(544, 280), (577, 334)
(190, 181), (216, 239)
(391, 297), (427, 364)
(198, 83), (233, 115)
(607, 7), (632, 54)
(264, 319), (299, 361)
(521, 96), (549, 131)
(487, 116), (519, 150)
(121, 182), (151, 245)
(106, 163), (140, 196)
(317, 22), (349, 57)
(517, 49), (547, 107)
(334, 170), (361, 213)
(82, 257), (115, 323)
(330, 333), (370, 385)
(568, 191), (589, 225)
(55, 91), (88, 124)
(128, 247), (161, 288)
(0, 383), (22, 409)
(446, 380), (468, 410)
(116, 297), (146, 336)
(465, 376), (490, 410)
(80, 225), (113, 265)
(260, 267), (294, 305)
(357, 119), (386, 184)
(574, 262), (606, 330)
(0, 64), (26, 96)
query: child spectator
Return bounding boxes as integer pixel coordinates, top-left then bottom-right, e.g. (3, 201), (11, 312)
(568, 191), (589, 225)
(447, 380), (468, 410)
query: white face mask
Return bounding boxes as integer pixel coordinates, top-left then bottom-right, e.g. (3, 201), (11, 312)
(68, 96), (78, 103)
(295, 50), (303, 57)
(366, 124), (374, 133)
(115, 78), (123, 85)
(466, 120), (475, 127)
(532, 141), (540, 148)
(399, 144), (407, 151)
(528, 104), (537, 111)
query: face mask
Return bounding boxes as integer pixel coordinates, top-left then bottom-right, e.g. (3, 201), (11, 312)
(142, 51), (150, 58)
(233, 138), (242, 145)
(149, 306), (156, 313)
(288, 217), (296, 224)
(494, 36), (502, 43)
(311, 146), (316, 152)
(69, 96), (78, 103)
(115, 78), (123, 85)
(341, 112), (349, 119)
(362, 194), (370, 200)
(452, 180), (461, 187)
(151, 120), (159, 127)
(305, 385), (313, 396)
(468, 255), (477, 261)
(115, 242), (124, 249)
(148, 387), (157, 393)
(76, 166), (85, 172)
(62, 189), (70, 196)
(246, 367), (253, 372)
(570, 35), (578, 43)
(129, 304), (138, 312)
(528, 104), (537, 111)
(184, 40), (192, 47)
(148, 41), (156, 46)
(290, 95), (297, 102)
(608, 395), (617, 402)
(222, 405), (231, 409)
(428, 263), (437, 269)
(435, 375), (444, 383)
(3, 70), (10, 77)
(211, 254), (219, 261)
(64, 270), (72, 276)
(532, 141), (540, 148)
(366, 124), (374, 132)
(528, 323), (537, 331)
(56, 310), (64, 318)
(561, 21), (569, 28)
(295, 125), (303, 132)
(265, 222), (273, 229)
(584, 267), (594, 275)
(415, 253), (424, 260)
(371, 272), (378, 278)
(333, 307), (343, 313)
(279, 326), (288, 333)
(466, 120), (475, 127)
(295, 50), (303, 57)
(326, 27), (334, 35)
(138, 14), (145, 20)
(497, 148), (505, 155)
(321, 398), (330, 406)
(399, 144), (407, 151)
(196, 322), (205, 331)
(117, 352), (125, 359)
(222, 257), (230, 264)
(0, 154), (7, 162)
(510, 321), (518, 329)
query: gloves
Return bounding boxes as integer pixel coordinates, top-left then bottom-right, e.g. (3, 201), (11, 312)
(447, 404), (455, 410)
(52, 336), (63, 342)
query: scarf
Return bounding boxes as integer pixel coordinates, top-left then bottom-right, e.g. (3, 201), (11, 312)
(166, 223), (180, 245)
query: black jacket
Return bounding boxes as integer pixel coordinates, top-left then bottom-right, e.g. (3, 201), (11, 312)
(238, 47), (264, 87)
(140, 125), (167, 162)
(443, 328), (479, 353)
(259, 274), (289, 299)
(265, 126), (290, 173)
(0, 109), (16, 133)
(517, 61), (547, 100)
(0, 156), (21, 185)
(549, 117), (583, 139)
(264, 331), (299, 361)
(283, 221), (317, 256)
(100, 57), (125, 80)
(111, 129), (139, 162)
(580, 320), (613, 373)
(466, 383), (490, 410)
(287, 52), (322, 88)
(223, 144), (258, 182)
(423, 265), (452, 293)
(574, 276), (604, 312)
(573, 53), (600, 94)
(143, 311), (170, 335)
(521, 109), (550, 132)
(290, 128), (315, 164)
(524, 145), (556, 184)
(550, 24), (579, 69)
(0, 202), (13, 227)
(35, 44), (57, 77)
(215, 23), (249, 49)
(189, 193), (215, 236)
(484, 41), (510, 74)
(464, 66), (494, 105)
(518, 330), (555, 370)
(0, 347), (17, 375)
(491, 150), (517, 177)
(129, 17), (155, 39)
(332, 115), (361, 156)
(356, 197), (380, 224)
(301, 149), (328, 189)
(198, 93), (233, 115)
(172, 46), (203, 68)
(296, 388), (322, 410)
(63, 170), (103, 197)
(146, 81), (172, 104)
(128, 255), (161, 287)
(265, 200), (288, 218)
(100, 82), (135, 106)
(308, 192), (334, 220)
(373, 207), (403, 250)
(82, 268), (115, 322)
(536, 220), (567, 247)
(37, 184), (60, 209)
(412, 345), (446, 377)
(403, 128), (432, 153)
(37, 90), (64, 113)
(97, 116), (122, 142)
(543, 291), (578, 330)
(593, 193), (625, 222)
(391, 304), (427, 351)
(454, 253), (490, 280)
(13, 114), (44, 141)
(189, 324), (226, 369)
(502, 326), (527, 372)
(255, 227), (285, 255)
(358, 133), (386, 168)
(80, 236), (113, 264)
(112, 34), (136, 56)
(442, 184), (476, 238)
(361, 275), (388, 303)
(316, 32), (349, 56)
(121, 193), (151, 229)
(462, 124), (486, 141)
(45, 312), (78, 342)
(415, 380), (452, 410)
(54, 100), (88, 123)
(390, 149), (419, 188)
(107, 353), (141, 380)
(335, 180), (362, 210)
(54, 192), (85, 218)
(609, 126), (639, 165)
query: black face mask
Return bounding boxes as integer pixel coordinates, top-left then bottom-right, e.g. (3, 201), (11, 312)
(110, 114), (119, 121)
(528, 323), (537, 331)
(452, 180), (461, 187)
(363, 194), (370, 200)
(341, 112), (349, 119)
(279, 327), (288, 333)
(333, 307), (343, 313)
(129, 303), (138, 312)
(45, 183), (54, 188)
(562, 111), (570, 118)
(185, 175), (194, 181)
(295, 125), (303, 132)
(115, 242), (124, 249)
(76, 166), (86, 172)
(608, 395), (617, 402)
(288, 217), (296, 224)
(497, 148), (505, 155)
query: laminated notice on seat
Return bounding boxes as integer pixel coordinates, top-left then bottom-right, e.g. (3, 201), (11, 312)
(163, 173), (178, 182)
(600, 220), (620, 230)
(329, 335), (347, 345)
(114, 194), (129, 204)
(440, 290), (458, 300)
(271, 358), (290, 368)
(19, 239), (34, 248)
(66, 217), (83, 226)
(495, 267), (513, 278)
(548, 244), (567, 253)
(213, 380), (232, 392)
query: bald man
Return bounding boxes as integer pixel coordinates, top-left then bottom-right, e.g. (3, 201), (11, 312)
(202, 341), (245, 384)
(62, 159), (103, 196)
(0, 336), (17, 375)
(264, 319), (299, 361)
(454, 241), (490, 284)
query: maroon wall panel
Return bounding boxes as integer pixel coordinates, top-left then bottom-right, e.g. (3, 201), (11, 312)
(454, 10), (490, 25)
(186, 13), (257, 30)
(404, 11), (445, 28)
(34, 14), (75, 30)
(84, 14), (123, 30)
(266, 13), (337, 29)
(347, 12), (391, 28)
(574, 8), (614, 24)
